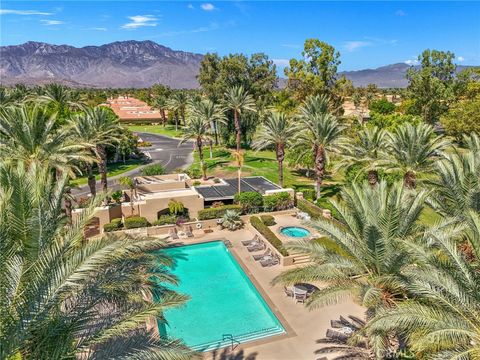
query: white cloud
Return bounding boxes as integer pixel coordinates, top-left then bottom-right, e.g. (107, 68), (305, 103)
(121, 15), (158, 29)
(457, 56), (465, 62)
(0, 9), (52, 15)
(272, 59), (290, 67)
(395, 10), (406, 16)
(41, 20), (64, 26)
(405, 59), (419, 65)
(187, 4), (194, 9)
(343, 41), (371, 52)
(86, 27), (107, 31)
(201, 3), (215, 11)
(281, 43), (301, 49)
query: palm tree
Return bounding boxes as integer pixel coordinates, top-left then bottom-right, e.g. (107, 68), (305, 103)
(119, 176), (136, 216)
(0, 104), (90, 175)
(232, 150), (244, 194)
(367, 217), (480, 359)
(385, 123), (450, 188)
(0, 164), (193, 359)
(340, 126), (388, 186)
(69, 107), (123, 196)
(224, 86), (256, 152)
(292, 95), (345, 200)
(153, 95), (168, 126)
(37, 83), (82, 117)
(275, 181), (426, 318)
(167, 91), (188, 131)
(252, 111), (295, 187)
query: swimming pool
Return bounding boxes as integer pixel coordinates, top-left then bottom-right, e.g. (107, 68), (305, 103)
(156, 241), (285, 351)
(280, 226), (311, 238)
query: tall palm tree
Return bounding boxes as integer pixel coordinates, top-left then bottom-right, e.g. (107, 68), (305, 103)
(0, 163), (193, 359)
(69, 107), (123, 196)
(0, 104), (90, 175)
(292, 95), (345, 200)
(340, 126), (388, 186)
(37, 83), (82, 118)
(367, 217), (480, 359)
(119, 176), (136, 216)
(179, 103), (218, 180)
(385, 123), (450, 188)
(224, 85), (256, 153)
(167, 91), (188, 131)
(252, 111), (295, 187)
(232, 150), (244, 194)
(153, 95), (168, 126)
(275, 181), (426, 314)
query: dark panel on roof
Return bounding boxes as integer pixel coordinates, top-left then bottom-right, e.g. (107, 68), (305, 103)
(243, 177), (281, 192)
(195, 186), (224, 200)
(195, 177), (282, 201)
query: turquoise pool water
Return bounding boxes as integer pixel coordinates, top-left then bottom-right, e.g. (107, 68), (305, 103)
(157, 241), (285, 351)
(280, 226), (311, 238)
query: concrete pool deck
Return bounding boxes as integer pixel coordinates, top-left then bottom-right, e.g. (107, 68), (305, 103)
(161, 214), (365, 360)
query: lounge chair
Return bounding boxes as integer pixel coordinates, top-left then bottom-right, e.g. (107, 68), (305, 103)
(185, 226), (194, 238)
(169, 229), (179, 240)
(241, 235), (259, 246)
(284, 286), (294, 298)
(325, 329), (349, 342)
(260, 254), (280, 267)
(253, 249), (271, 261)
(330, 320), (343, 328)
(247, 242), (265, 252)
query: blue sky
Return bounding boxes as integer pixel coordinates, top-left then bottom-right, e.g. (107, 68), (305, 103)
(1, 1), (479, 71)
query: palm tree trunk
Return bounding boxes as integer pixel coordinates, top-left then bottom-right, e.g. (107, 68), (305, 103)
(161, 109), (167, 126)
(367, 169), (379, 186)
(197, 138), (207, 180)
(86, 163), (96, 197)
(404, 170), (416, 188)
(213, 120), (219, 145)
(96, 145), (108, 193)
(130, 188), (134, 216)
(314, 145), (326, 200)
(237, 167), (242, 194)
(276, 144), (285, 188)
(234, 110), (241, 152)
(175, 113), (178, 132)
(209, 139), (213, 159)
(64, 188), (73, 225)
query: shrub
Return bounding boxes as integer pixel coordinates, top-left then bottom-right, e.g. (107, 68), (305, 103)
(168, 199), (185, 215)
(213, 178), (221, 184)
(316, 199), (340, 220)
(297, 199), (323, 220)
(192, 180), (201, 186)
(124, 216), (149, 229)
(198, 205), (243, 220)
(250, 216), (288, 256)
(369, 97), (396, 115)
(234, 191), (263, 213)
(111, 190), (123, 204)
(187, 167), (202, 179)
(103, 218), (122, 232)
(301, 188), (316, 201)
(260, 215), (276, 226)
(153, 214), (177, 226)
(137, 141), (152, 147)
(220, 210), (243, 231)
(212, 201), (224, 208)
(264, 192), (293, 211)
(141, 164), (165, 176)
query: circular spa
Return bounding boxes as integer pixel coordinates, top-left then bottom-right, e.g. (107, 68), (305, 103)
(280, 226), (311, 238)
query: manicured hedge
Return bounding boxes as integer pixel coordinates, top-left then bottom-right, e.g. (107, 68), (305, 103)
(152, 214), (177, 226)
(297, 199), (323, 220)
(260, 215), (276, 226)
(301, 188), (316, 201)
(250, 216), (288, 256)
(234, 191), (263, 213)
(103, 218), (122, 232)
(124, 216), (149, 229)
(198, 204), (243, 220)
(264, 192), (293, 211)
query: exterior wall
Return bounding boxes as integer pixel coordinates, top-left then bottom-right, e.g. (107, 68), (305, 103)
(72, 204), (122, 235)
(264, 188), (295, 198)
(137, 181), (187, 193)
(135, 194), (204, 223)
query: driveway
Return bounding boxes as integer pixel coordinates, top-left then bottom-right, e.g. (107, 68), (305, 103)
(72, 132), (194, 197)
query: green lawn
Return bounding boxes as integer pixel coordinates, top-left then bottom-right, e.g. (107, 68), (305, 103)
(127, 124), (185, 138)
(71, 159), (146, 186)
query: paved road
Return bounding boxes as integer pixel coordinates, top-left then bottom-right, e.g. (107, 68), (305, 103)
(72, 132), (194, 197)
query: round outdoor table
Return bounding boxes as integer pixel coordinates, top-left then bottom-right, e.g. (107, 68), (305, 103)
(293, 285), (308, 295)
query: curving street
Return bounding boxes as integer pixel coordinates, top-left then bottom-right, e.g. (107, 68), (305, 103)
(72, 132), (194, 197)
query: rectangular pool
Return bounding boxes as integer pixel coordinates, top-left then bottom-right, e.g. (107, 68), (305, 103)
(156, 241), (285, 351)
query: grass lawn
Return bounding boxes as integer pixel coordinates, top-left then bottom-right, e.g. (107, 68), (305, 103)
(127, 124), (185, 138)
(71, 159), (146, 186)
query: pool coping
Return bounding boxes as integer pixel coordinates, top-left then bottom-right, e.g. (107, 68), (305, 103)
(164, 238), (297, 354)
(277, 226), (311, 240)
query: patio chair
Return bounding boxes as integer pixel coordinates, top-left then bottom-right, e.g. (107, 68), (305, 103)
(169, 229), (179, 240)
(284, 286), (294, 298)
(260, 254), (280, 267)
(325, 329), (349, 342)
(330, 320), (343, 328)
(247, 242), (266, 252)
(241, 235), (259, 246)
(295, 292), (307, 304)
(253, 248), (271, 261)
